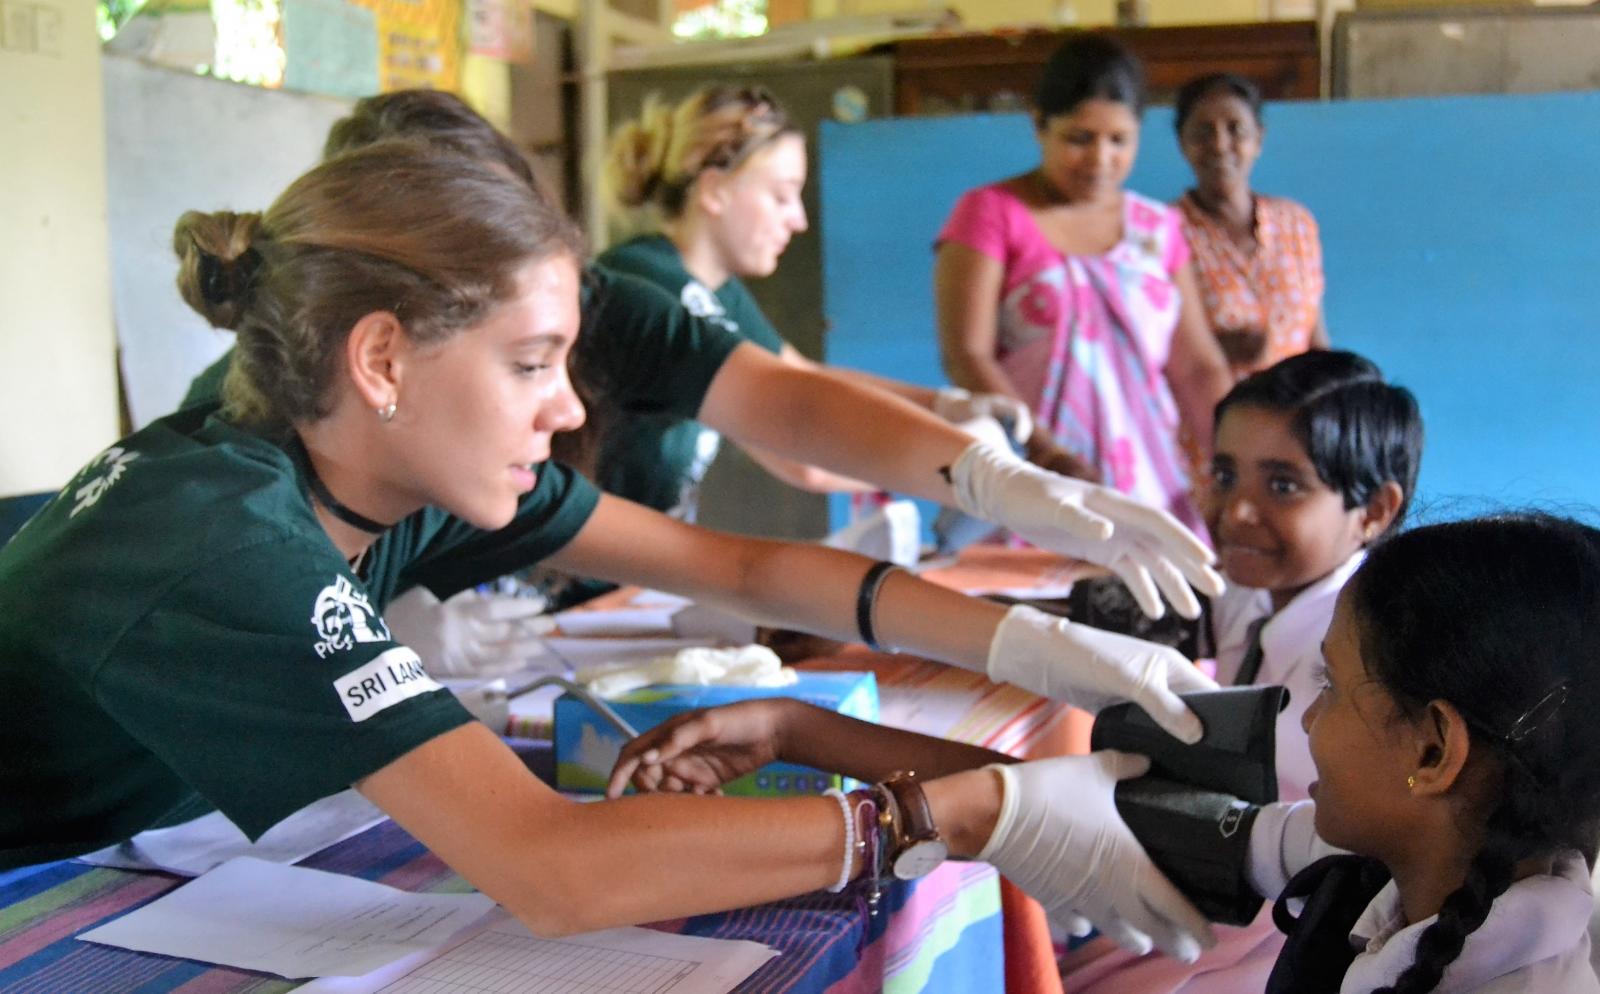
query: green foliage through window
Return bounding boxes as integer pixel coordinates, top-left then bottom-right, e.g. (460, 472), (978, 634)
(672, 0), (767, 41)
(97, 0), (150, 41)
(210, 0), (285, 87)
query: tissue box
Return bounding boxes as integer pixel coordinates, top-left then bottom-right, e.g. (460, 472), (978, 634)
(555, 671), (878, 795)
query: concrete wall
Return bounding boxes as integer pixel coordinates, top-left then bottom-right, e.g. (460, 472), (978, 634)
(0, 0), (118, 496)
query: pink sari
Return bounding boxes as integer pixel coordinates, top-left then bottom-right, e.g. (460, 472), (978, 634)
(939, 185), (1202, 531)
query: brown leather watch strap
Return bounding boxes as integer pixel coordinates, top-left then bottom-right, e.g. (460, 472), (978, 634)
(880, 771), (939, 848)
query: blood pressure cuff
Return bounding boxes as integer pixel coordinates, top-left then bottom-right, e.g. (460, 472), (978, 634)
(1090, 685), (1290, 925)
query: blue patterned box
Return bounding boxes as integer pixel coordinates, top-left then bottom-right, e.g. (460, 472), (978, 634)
(554, 671), (878, 795)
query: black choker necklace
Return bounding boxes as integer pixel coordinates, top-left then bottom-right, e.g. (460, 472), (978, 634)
(292, 438), (396, 535)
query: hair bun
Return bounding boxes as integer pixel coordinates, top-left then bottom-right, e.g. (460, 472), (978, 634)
(173, 210), (264, 329)
(605, 98), (674, 210)
(198, 246), (262, 306)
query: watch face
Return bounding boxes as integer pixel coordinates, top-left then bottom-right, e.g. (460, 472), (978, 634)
(892, 839), (949, 881)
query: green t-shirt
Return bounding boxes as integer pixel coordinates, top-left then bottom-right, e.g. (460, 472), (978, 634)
(181, 264), (750, 520)
(0, 405), (599, 868)
(594, 236), (785, 518)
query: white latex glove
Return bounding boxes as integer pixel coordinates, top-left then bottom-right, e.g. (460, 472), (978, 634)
(986, 604), (1218, 743)
(947, 441), (1225, 619)
(383, 587), (555, 678)
(977, 752), (1216, 962)
(949, 415), (1014, 454)
(933, 386), (1034, 446)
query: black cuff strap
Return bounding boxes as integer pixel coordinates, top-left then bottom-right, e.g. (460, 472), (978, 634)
(855, 560), (901, 651)
(1113, 780), (1265, 925)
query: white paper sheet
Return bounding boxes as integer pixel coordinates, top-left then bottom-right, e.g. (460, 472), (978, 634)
(297, 910), (777, 994)
(541, 636), (717, 670)
(77, 857), (496, 979)
(76, 790), (387, 877)
(553, 608), (679, 638)
(627, 589), (693, 608)
(979, 583), (1077, 600)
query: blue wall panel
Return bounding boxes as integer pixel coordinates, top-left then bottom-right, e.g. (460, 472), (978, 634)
(819, 93), (1600, 529)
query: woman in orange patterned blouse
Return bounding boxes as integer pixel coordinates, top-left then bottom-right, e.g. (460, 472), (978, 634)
(1175, 73), (1328, 380)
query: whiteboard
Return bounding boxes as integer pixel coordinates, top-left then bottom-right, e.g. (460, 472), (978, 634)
(104, 54), (353, 427)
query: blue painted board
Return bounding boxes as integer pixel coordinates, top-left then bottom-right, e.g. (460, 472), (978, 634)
(819, 93), (1600, 529)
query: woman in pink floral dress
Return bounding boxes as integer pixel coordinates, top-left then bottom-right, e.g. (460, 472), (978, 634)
(936, 36), (1231, 534)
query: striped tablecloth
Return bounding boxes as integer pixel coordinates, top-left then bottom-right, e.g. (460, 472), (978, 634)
(0, 818), (1000, 994)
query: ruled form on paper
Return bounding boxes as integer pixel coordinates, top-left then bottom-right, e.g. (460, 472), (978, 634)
(299, 911), (779, 994)
(76, 857), (496, 978)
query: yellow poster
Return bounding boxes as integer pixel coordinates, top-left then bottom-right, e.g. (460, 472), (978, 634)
(350, 0), (461, 92)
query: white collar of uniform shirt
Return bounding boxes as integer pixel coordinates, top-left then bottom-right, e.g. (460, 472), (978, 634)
(1343, 849), (1598, 994)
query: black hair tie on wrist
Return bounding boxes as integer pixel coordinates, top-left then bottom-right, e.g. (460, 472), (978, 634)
(855, 560), (901, 652)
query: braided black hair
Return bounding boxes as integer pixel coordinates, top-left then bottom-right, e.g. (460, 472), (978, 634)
(1374, 811), (1517, 994)
(1350, 513), (1600, 993)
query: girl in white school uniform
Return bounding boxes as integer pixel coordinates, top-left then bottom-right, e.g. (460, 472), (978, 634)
(1203, 350), (1421, 802)
(1252, 512), (1600, 993)
(1062, 350), (1424, 992)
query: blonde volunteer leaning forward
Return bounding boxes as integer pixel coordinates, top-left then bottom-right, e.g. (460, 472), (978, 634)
(184, 90), (1223, 637)
(0, 144), (1217, 957)
(599, 85), (1103, 510)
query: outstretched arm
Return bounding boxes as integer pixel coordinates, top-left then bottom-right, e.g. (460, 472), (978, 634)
(607, 698), (1015, 797)
(361, 722), (1212, 960)
(547, 495), (1217, 743)
(699, 343), (1223, 618)
(359, 722), (1001, 936)
(699, 342), (974, 503)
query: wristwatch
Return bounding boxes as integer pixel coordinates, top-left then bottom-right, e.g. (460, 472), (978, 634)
(879, 772), (949, 880)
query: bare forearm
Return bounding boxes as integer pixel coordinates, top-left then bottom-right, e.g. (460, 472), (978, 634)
(825, 365), (939, 408)
(943, 349), (1021, 400)
(365, 725), (1002, 939)
(515, 792), (845, 928)
(1167, 361), (1229, 462)
(1312, 313), (1330, 349)
(1168, 264), (1232, 458)
(701, 540), (1003, 670)
(550, 499), (1005, 671)
(364, 725), (846, 936)
(778, 701), (1013, 782)
(701, 347), (971, 503)
(742, 442), (879, 495)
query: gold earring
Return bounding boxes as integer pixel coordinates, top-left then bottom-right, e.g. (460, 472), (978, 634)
(1406, 775), (1416, 790)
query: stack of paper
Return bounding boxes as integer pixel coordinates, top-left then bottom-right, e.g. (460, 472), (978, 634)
(79, 857), (777, 993)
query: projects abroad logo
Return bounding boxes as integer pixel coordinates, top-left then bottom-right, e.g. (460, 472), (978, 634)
(70, 446), (140, 517)
(311, 575), (390, 658)
(679, 281), (738, 333)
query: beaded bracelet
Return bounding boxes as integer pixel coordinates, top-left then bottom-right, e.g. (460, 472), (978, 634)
(852, 786), (890, 916)
(822, 788), (855, 893)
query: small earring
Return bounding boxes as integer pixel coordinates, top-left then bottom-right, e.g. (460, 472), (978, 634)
(1406, 775), (1417, 790)
(377, 402), (397, 423)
